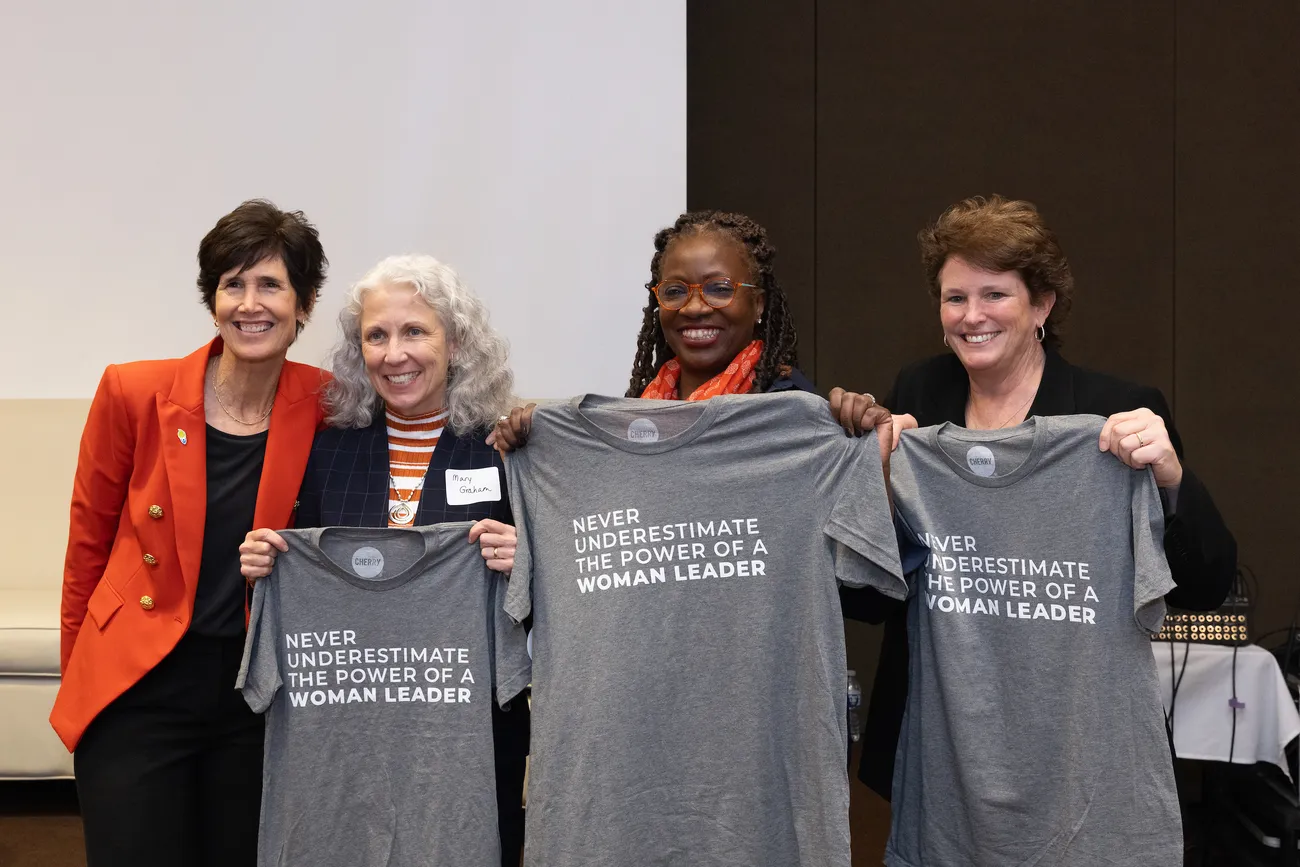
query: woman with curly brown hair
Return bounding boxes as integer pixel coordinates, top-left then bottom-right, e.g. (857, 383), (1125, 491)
(836, 194), (1237, 800)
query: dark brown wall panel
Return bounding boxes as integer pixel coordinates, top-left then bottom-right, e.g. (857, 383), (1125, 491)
(815, 1), (1176, 401)
(685, 0), (1297, 711)
(1175, 3), (1300, 637)
(687, 2), (817, 378)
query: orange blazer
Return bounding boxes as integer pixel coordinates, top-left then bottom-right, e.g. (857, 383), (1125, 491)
(51, 338), (328, 751)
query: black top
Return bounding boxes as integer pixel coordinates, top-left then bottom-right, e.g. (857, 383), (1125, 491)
(191, 425), (267, 637)
(842, 349), (1238, 798)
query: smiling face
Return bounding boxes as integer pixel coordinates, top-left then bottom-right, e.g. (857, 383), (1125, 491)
(212, 256), (303, 364)
(657, 232), (765, 392)
(359, 283), (453, 417)
(938, 255), (1054, 376)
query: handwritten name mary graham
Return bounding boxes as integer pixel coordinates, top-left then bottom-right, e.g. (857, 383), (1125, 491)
(449, 471), (494, 497)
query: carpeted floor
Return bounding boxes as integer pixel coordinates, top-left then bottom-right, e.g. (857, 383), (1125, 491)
(0, 780), (85, 867)
(0, 752), (891, 866)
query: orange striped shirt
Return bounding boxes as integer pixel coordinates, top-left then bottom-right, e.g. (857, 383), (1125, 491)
(386, 407), (447, 527)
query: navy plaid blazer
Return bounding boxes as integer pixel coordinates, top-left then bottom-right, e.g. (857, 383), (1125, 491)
(296, 413), (511, 529)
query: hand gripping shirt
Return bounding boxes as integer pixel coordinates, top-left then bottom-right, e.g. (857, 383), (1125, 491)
(237, 523), (530, 867)
(879, 416), (1182, 867)
(503, 392), (902, 867)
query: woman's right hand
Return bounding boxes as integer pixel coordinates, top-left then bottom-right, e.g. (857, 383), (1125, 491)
(240, 528), (288, 583)
(487, 403), (536, 454)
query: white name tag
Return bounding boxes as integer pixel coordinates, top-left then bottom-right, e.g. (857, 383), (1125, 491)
(445, 467), (502, 505)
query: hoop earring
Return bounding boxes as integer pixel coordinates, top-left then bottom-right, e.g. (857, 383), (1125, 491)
(1035, 324), (1046, 342)
(942, 334), (949, 348)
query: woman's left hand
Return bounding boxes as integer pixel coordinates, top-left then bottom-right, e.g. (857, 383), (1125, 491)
(1099, 408), (1183, 488)
(486, 404), (536, 455)
(469, 519), (516, 574)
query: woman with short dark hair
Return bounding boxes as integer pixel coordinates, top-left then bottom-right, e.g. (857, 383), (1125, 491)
(54, 199), (329, 867)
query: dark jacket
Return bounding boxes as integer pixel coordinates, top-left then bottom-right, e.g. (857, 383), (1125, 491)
(297, 413), (510, 530)
(768, 367), (816, 394)
(843, 350), (1237, 798)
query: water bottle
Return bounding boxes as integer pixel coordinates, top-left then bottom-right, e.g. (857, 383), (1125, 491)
(847, 669), (862, 743)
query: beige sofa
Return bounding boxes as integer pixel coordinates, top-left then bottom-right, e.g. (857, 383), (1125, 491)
(0, 400), (89, 779)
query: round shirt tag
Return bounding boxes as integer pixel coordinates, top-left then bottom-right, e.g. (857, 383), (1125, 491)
(627, 418), (660, 443)
(966, 445), (996, 478)
(351, 546), (385, 578)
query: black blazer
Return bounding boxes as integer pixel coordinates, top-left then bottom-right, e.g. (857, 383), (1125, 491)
(297, 414), (511, 530)
(843, 350), (1238, 798)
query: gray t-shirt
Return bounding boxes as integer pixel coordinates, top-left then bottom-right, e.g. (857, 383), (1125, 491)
(875, 416), (1181, 867)
(237, 524), (531, 867)
(504, 392), (901, 867)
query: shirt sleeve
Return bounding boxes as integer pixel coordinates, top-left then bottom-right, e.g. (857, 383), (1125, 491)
(491, 572), (532, 708)
(237, 577), (283, 713)
(1132, 466), (1176, 635)
(501, 451), (535, 625)
(891, 510), (929, 600)
(824, 432), (907, 599)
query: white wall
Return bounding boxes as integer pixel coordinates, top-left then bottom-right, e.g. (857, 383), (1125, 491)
(0, 1), (685, 399)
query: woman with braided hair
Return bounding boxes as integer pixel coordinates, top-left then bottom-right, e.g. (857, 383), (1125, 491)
(494, 210), (887, 446)
(624, 209), (809, 399)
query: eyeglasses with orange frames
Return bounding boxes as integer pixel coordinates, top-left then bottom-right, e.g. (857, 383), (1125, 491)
(651, 278), (759, 311)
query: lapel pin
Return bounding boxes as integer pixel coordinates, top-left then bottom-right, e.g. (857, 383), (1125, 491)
(177, 428), (187, 445)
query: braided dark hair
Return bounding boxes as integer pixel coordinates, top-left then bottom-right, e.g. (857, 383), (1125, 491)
(626, 210), (799, 397)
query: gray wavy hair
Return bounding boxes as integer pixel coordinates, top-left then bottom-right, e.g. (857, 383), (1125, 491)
(324, 254), (513, 433)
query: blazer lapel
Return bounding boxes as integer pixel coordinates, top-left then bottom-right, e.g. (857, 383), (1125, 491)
(936, 354), (970, 425)
(159, 340), (218, 597)
(415, 425), (459, 524)
(367, 411), (391, 528)
(252, 366), (321, 531)
(1028, 349), (1076, 417)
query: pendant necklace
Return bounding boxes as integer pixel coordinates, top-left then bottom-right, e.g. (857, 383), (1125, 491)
(388, 473), (425, 525)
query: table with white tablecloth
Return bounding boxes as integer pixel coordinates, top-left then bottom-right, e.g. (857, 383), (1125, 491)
(1154, 641), (1300, 778)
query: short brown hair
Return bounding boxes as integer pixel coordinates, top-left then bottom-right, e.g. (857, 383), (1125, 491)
(918, 195), (1073, 348)
(197, 200), (328, 332)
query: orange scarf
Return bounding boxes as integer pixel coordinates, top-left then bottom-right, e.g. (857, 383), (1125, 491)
(640, 340), (764, 401)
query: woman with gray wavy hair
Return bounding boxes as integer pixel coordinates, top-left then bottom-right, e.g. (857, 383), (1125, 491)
(325, 254), (513, 432)
(237, 254), (529, 865)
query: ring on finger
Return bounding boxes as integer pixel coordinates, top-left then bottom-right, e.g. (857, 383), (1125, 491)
(864, 393), (876, 407)
(492, 546), (499, 559)
(1135, 431), (1145, 446)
